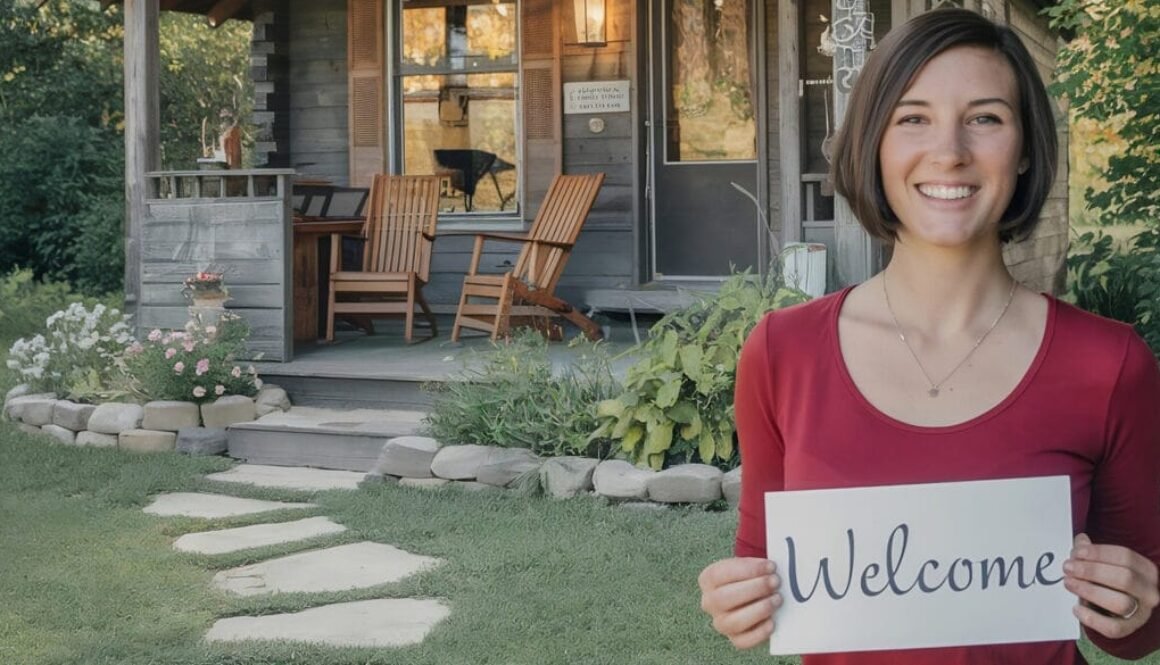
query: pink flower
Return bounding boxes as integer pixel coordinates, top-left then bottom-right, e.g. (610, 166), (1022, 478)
(231, 366), (242, 378)
(192, 386), (206, 398)
(126, 342), (144, 356)
(214, 384), (226, 396)
(173, 361), (185, 374)
(147, 329), (162, 342)
(195, 358), (210, 376)
(183, 339), (196, 353)
(165, 348), (177, 359)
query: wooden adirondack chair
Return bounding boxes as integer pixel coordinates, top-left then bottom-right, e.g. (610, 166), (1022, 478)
(451, 173), (605, 342)
(326, 174), (440, 343)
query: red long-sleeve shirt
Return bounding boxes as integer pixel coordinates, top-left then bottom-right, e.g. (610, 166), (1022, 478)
(734, 286), (1160, 664)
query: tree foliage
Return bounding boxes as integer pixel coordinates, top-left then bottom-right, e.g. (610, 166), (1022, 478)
(0, 0), (251, 295)
(1046, 0), (1159, 227)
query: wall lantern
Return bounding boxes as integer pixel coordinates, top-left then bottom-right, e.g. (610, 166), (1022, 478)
(573, 0), (607, 46)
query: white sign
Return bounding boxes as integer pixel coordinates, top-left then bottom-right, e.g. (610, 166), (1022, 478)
(764, 476), (1078, 655)
(563, 80), (631, 114)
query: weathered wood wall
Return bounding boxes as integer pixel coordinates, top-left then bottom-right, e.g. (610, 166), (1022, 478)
(289, 0), (350, 184)
(138, 171), (295, 361)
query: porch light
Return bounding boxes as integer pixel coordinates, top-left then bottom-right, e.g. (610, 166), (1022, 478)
(573, 0), (607, 46)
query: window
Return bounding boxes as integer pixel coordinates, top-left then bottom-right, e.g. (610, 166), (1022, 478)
(397, 0), (520, 215)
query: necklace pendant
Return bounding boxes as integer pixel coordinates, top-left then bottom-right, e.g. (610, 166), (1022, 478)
(928, 388), (940, 398)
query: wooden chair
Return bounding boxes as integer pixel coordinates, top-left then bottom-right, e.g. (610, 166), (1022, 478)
(326, 174), (440, 343)
(452, 173), (605, 342)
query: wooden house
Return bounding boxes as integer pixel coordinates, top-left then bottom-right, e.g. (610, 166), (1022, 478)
(116, 0), (1069, 363)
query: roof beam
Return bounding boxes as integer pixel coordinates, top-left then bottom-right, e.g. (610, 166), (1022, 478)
(207, 0), (246, 27)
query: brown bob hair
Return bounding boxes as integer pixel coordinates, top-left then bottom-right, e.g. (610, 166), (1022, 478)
(830, 8), (1058, 244)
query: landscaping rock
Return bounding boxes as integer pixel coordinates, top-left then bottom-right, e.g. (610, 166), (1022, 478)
(87, 403), (144, 434)
(398, 477), (450, 490)
(119, 429), (177, 453)
(4, 384), (31, 409)
(370, 436), (442, 479)
(175, 427), (228, 456)
(8, 395), (57, 426)
(646, 464), (723, 503)
(142, 401), (200, 431)
(76, 431), (118, 448)
(200, 395), (256, 428)
(476, 448), (541, 488)
(255, 385), (291, 417)
(430, 444), (495, 480)
(4, 391), (51, 420)
(41, 424), (76, 445)
(539, 456), (598, 498)
(52, 401), (95, 431)
(592, 460), (654, 500)
(16, 423), (41, 436)
(722, 466), (742, 506)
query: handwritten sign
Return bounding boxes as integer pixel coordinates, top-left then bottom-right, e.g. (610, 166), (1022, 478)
(764, 476), (1078, 655)
(563, 80), (631, 114)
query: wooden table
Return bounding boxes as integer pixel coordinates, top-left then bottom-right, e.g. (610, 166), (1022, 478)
(292, 217), (364, 342)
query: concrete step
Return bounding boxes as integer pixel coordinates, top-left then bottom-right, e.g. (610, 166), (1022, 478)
(227, 406), (426, 472)
(206, 464), (365, 491)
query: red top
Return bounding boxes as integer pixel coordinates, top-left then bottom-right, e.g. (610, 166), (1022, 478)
(733, 286), (1160, 664)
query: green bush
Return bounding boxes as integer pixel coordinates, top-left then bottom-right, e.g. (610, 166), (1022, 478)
(591, 271), (809, 470)
(1066, 228), (1160, 358)
(122, 313), (260, 404)
(0, 269), (121, 346)
(423, 331), (621, 458)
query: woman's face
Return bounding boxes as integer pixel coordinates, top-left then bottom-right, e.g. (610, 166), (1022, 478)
(878, 45), (1028, 251)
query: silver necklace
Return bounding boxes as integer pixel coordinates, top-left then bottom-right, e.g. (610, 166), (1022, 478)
(882, 274), (1019, 398)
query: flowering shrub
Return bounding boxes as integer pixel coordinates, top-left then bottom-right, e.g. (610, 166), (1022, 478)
(123, 313), (260, 404)
(5, 302), (134, 402)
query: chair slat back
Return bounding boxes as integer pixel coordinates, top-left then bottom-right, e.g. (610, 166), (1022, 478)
(363, 175), (441, 281)
(514, 173), (604, 291)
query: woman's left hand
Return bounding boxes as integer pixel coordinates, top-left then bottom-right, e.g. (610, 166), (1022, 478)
(1064, 532), (1160, 639)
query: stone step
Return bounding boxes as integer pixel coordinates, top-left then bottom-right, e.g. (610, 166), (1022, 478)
(212, 541), (442, 596)
(204, 597), (450, 648)
(143, 492), (316, 519)
(173, 516), (347, 555)
(206, 464), (365, 491)
(227, 406), (426, 472)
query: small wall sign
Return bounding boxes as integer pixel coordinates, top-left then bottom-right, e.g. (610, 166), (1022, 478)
(764, 476), (1078, 655)
(563, 80), (631, 114)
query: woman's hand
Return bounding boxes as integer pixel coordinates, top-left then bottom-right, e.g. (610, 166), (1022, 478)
(1064, 533), (1160, 639)
(698, 557), (782, 649)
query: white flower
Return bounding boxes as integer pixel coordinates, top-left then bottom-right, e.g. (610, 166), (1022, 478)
(214, 384), (225, 396)
(192, 386), (206, 398)
(254, 378), (264, 389)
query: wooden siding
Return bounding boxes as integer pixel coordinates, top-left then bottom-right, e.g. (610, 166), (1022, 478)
(1003, 0), (1069, 295)
(139, 170), (295, 361)
(289, 0), (350, 184)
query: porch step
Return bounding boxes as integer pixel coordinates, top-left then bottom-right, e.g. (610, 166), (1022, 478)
(227, 407), (426, 472)
(256, 372), (435, 411)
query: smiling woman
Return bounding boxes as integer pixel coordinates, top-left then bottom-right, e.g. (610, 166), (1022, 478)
(697, 8), (1160, 665)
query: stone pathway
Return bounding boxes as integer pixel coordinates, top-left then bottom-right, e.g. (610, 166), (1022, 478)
(143, 464), (449, 651)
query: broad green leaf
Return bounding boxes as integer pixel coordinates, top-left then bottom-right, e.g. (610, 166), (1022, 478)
(680, 414), (703, 440)
(648, 453), (665, 470)
(644, 422), (674, 455)
(698, 430), (716, 463)
(611, 413), (634, 439)
(622, 424), (645, 451)
(678, 344), (703, 381)
(655, 379), (682, 408)
(717, 428), (735, 460)
(667, 401), (698, 425)
(596, 399), (624, 418)
(661, 330), (679, 366)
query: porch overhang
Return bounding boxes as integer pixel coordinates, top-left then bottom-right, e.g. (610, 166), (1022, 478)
(101, 0), (255, 25)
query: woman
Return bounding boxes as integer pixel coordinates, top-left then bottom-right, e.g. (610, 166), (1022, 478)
(698, 8), (1160, 664)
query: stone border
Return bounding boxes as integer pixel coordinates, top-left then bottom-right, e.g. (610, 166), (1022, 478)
(2, 383), (291, 456)
(365, 437), (742, 509)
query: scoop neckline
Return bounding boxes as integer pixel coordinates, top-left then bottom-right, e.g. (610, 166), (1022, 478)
(829, 283), (1056, 434)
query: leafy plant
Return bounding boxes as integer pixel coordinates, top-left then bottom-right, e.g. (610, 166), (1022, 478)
(0, 269), (89, 345)
(591, 271), (808, 470)
(1066, 228), (1160, 358)
(122, 313), (260, 404)
(5, 301), (134, 402)
(423, 331), (621, 458)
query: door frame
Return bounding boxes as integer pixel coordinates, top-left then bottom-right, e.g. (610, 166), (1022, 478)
(643, 0), (770, 282)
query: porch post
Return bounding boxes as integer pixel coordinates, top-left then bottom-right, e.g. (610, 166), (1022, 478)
(830, 0), (875, 285)
(123, 0), (160, 321)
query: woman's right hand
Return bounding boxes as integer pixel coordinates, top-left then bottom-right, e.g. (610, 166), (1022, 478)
(698, 557), (783, 649)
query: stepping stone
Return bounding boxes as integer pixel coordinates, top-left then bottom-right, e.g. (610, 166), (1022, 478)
(173, 517), (347, 555)
(204, 598), (450, 648)
(212, 541), (441, 596)
(206, 464), (364, 491)
(143, 493), (316, 519)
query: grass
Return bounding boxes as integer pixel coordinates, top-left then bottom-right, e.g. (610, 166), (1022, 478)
(0, 340), (1156, 665)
